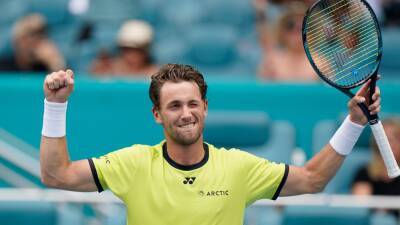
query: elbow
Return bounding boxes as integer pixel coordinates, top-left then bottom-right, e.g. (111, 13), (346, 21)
(40, 172), (59, 188)
(308, 182), (326, 194)
(304, 171), (327, 194)
(40, 170), (67, 189)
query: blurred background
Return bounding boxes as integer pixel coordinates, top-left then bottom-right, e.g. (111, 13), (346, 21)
(0, 0), (400, 224)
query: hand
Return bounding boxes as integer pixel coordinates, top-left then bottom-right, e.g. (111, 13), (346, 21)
(44, 70), (74, 103)
(348, 79), (381, 125)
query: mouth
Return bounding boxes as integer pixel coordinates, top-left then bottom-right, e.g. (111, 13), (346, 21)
(178, 122), (196, 129)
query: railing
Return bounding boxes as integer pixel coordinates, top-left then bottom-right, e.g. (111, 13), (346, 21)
(0, 188), (399, 209)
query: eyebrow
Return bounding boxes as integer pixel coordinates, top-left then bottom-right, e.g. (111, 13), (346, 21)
(166, 99), (200, 106)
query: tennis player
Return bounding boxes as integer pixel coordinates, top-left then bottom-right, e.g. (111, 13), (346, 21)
(40, 64), (381, 225)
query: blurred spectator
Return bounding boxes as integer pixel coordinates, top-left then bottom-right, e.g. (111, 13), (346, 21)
(90, 20), (158, 77)
(0, 14), (65, 73)
(253, 1), (318, 81)
(352, 118), (400, 216)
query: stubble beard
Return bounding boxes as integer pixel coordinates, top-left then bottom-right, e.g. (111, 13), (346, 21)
(168, 122), (204, 146)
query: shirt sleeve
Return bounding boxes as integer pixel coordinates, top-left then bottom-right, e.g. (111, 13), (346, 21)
(88, 147), (138, 198)
(239, 151), (289, 205)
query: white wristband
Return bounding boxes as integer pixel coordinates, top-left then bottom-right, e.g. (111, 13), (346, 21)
(329, 115), (365, 156)
(42, 99), (68, 138)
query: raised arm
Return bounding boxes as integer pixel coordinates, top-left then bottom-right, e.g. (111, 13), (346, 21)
(40, 70), (97, 192)
(280, 81), (381, 196)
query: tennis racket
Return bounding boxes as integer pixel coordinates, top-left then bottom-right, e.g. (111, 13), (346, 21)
(302, 0), (400, 178)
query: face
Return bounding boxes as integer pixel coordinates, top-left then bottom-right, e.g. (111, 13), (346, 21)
(283, 15), (303, 51)
(153, 81), (208, 146)
(121, 48), (148, 66)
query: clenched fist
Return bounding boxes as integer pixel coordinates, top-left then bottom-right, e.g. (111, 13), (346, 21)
(44, 70), (74, 103)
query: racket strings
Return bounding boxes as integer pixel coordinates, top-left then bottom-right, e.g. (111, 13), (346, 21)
(306, 1), (361, 43)
(304, 0), (380, 86)
(307, 6), (369, 48)
(314, 26), (378, 73)
(308, 0), (348, 20)
(309, 21), (377, 67)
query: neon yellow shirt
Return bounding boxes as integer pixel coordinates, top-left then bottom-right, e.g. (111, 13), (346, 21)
(89, 141), (288, 225)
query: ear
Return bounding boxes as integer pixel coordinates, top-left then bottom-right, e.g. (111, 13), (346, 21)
(203, 99), (208, 117)
(152, 107), (163, 124)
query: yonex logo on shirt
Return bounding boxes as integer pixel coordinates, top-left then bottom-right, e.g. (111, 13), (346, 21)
(183, 177), (196, 184)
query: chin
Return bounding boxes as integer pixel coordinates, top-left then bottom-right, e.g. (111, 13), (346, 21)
(173, 133), (202, 146)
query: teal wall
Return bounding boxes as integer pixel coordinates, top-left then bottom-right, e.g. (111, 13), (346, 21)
(1, 75), (399, 160)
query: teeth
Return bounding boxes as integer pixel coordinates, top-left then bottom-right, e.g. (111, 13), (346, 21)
(180, 122), (195, 128)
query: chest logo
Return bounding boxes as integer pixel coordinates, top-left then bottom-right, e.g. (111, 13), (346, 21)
(183, 177), (196, 185)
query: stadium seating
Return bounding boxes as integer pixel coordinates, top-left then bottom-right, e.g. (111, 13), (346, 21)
(245, 205), (282, 225)
(27, 0), (70, 25)
(381, 28), (400, 78)
(0, 201), (56, 225)
(204, 110), (296, 164)
(282, 206), (370, 225)
(370, 212), (398, 225)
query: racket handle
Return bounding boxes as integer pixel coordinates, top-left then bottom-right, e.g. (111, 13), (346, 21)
(370, 121), (400, 178)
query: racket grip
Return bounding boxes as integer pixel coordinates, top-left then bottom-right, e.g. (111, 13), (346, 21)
(370, 121), (400, 178)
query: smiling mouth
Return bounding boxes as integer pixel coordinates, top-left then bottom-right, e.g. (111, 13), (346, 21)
(178, 122), (196, 128)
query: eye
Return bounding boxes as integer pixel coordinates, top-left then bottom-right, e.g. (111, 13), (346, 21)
(189, 102), (199, 107)
(169, 103), (180, 110)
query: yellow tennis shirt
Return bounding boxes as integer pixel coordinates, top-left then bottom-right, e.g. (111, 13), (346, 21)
(89, 141), (288, 225)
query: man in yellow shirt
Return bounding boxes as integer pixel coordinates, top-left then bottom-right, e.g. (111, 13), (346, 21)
(40, 64), (381, 225)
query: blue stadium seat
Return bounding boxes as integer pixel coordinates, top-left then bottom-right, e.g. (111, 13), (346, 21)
(185, 25), (238, 66)
(370, 212), (397, 225)
(84, 0), (137, 23)
(245, 205), (282, 225)
(183, 24), (246, 75)
(381, 29), (400, 75)
(27, 0), (70, 25)
(203, 0), (255, 32)
(204, 110), (295, 164)
(282, 206), (370, 225)
(153, 32), (187, 64)
(161, 0), (205, 29)
(0, 201), (57, 225)
(0, 1), (28, 25)
(0, 26), (13, 58)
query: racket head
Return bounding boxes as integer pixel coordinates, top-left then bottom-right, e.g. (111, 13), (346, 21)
(302, 0), (382, 89)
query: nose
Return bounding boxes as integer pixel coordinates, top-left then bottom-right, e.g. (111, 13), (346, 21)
(181, 105), (192, 121)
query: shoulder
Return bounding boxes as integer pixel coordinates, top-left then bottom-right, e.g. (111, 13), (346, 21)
(208, 144), (267, 164)
(103, 142), (163, 162)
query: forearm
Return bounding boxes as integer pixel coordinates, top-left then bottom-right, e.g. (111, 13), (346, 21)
(40, 99), (72, 188)
(303, 144), (345, 192)
(281, 116), (365, 196)
(40, 136), (72, 187)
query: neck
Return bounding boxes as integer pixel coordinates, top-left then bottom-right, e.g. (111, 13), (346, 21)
(165, 137), (205, 166)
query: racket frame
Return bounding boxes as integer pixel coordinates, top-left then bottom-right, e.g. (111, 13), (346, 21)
(302, 0), (383, 124)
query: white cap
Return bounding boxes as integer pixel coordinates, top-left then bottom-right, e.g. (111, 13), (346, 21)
(117, 20), (154, 49)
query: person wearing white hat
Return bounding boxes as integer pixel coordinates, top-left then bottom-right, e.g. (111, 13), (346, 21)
(91, 20), (158, 76)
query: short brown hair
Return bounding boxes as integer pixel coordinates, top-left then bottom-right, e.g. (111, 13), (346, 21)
(149, 64), (208, 109)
